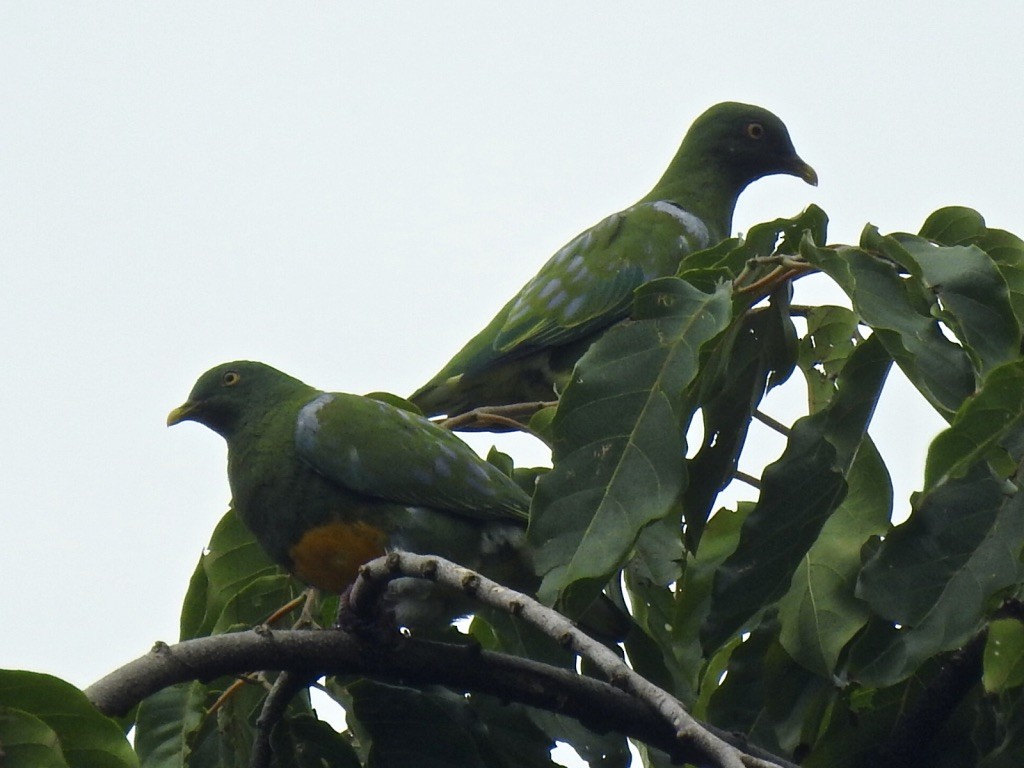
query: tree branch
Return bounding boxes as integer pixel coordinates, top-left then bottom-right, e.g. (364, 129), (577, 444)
(347, 552), (788, 768)
(88, 552), (800, 768)
(86, 627), (796, 768)
(252, 670), (313, 768)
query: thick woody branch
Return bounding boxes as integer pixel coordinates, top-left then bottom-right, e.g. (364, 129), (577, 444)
(85, 626), (795, 767)
(348, 552), (790, 768)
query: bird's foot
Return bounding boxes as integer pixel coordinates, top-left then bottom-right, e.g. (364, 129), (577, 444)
(334, 587), (402, 647)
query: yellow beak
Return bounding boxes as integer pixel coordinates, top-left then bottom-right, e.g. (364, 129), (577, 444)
(166, 402), (196, 427)
(793, 158), (818, 186)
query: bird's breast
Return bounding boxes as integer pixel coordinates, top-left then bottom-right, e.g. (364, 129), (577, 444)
(287, 519), (389, 593)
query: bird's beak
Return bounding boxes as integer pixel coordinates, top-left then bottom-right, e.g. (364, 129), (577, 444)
(790, 156), (818, 187)
(167, 401), (197, 427)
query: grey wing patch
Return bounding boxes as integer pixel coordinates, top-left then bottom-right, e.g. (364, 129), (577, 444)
(295, 393), (336, 453)
(650, 201), (711, 248)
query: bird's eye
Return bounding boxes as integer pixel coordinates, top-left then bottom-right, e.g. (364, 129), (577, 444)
(746, 122), (765, 139)
(222, 371), (240, 387)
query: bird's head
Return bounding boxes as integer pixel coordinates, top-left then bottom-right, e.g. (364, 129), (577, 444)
(684, 101), (817, 189)
(167, 360), (308, 439)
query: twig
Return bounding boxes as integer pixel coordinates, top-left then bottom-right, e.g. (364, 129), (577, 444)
(348, 552), (783, 768)
(733, 471), (761, 490)
(208, 674), (263, 716)
(437, 401), (556, 437)
(251, 670), (314, 768)
(261, 590), (311, 628)
(752, 410), (791, 436)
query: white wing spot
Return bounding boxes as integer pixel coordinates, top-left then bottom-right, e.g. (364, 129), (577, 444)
(467, 476), (498, 497)
(547, 290), (568, 310)
(433, 455), (453, 478)
(651, 201), (711, 247)
(537, 278), (562, 300)
(506, 299), (530, 323)
(563, 295), (586, 319)
(295, 393), (335, 449)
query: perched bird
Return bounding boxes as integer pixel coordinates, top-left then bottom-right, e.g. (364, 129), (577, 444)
(167, 360), (533, 629)
(410, 101), (817, 418)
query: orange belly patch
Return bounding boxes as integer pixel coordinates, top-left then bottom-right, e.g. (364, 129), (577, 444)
(288, 520), (388, 593)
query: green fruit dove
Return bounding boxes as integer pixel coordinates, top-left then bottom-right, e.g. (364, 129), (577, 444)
(167, 361), (533, 629)
(410, 101), (817, 418)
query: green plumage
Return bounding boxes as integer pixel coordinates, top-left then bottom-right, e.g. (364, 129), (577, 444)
(410, 101), (817, 417)
(168, 361), (532, 629)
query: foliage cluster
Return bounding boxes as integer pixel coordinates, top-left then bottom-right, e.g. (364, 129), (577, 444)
(4, 206), (1024, 767)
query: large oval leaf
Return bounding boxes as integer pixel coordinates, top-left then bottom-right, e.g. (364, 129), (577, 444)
(530, 278), (733, 616)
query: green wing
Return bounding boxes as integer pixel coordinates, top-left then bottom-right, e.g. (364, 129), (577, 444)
(453, 201), (712, 376)
(295, 392), (530, 522)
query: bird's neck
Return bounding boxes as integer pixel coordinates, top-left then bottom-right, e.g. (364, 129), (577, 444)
(639, 156), (745, 243)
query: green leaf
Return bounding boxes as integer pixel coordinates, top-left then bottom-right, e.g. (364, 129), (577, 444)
(211, 574), (298, 634)
(977, 687), (1024, 766)
(676, 205), (828, 289)
(777, 437), (892, 677)
(796, 305), (863, 413)
(984, 619), (1024, 694)
(133, 682), (208, 768)
(683, 295), (798, 548)
(345, 681), (557, 768)
(525, 710), (630, 768)
(0, 670), (138, 768)
(924, 360), (1024, 490)
(894, 233), (1020, 375)
(702, 333), (892, 649)
(269, 714), (362, 767)
(851, 465), (1024, 686)
(665, 504), (753, 702)
(631, 509), (684, 586)
(802, 236), (974, 418)
(980, 228), (1024, 329)
(801, 666), (935, 768)
(180, 508), (299, 640)
(919, 206), (987, 246)
(0, 707), (69, 768)
(530, 277), (733, 616)
(705, 614), (832, 758)
(618, 572), (681, 695)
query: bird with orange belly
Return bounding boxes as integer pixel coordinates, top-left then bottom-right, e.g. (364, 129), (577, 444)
(168, 360), (534, 630)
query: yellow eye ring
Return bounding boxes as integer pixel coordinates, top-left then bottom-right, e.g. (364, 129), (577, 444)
(223, 371), (240, 386)
(746, 122), (765, 139)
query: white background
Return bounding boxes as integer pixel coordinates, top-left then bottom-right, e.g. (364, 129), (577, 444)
(2, 3), (1019, 742)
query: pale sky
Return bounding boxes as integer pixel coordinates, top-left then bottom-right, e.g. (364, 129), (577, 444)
(3, 1), (1021, 712)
